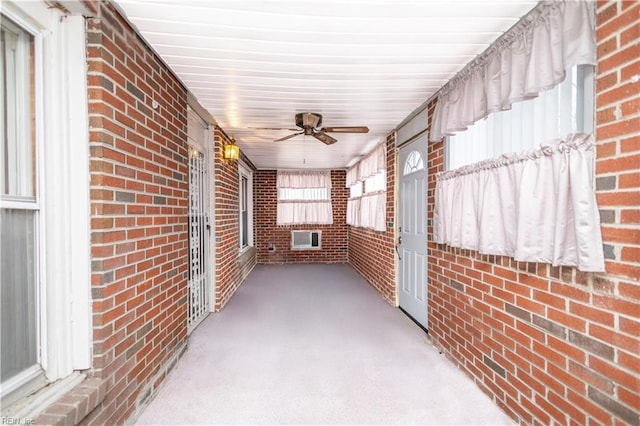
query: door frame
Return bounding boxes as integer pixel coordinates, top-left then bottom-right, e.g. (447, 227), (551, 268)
(395, 131), (429, 330)
(186, 106), (215, 331)
(206, 125), (216, 313)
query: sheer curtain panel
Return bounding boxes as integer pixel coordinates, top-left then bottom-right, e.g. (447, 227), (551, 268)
(346, 198), (361, 227)
(359, 192), (386, 231)
(430, 1), (596, 142)
(346, 164), (359, 187)
(434, 134), (604, 272)
(277, 170), (332, 188)
(346, 166), (360, 226)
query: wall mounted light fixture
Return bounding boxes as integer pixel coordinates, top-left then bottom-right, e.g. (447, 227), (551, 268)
(224, 138), (240, 160)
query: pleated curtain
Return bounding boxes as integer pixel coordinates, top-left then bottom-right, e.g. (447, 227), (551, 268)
(346, 144), (386, 231)
(431, 0), (603, 271)
(434, 134), (605, 272)
(430, 1), (597, 142)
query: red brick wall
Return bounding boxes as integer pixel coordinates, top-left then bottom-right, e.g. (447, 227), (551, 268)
(348, 133), (397, 304)
(86, 2), (189, 424)
(595, 1), (640, 281)
(427, 2), (640, 425)
(214, 129), (257, 309)
(255, 170), (348, 263)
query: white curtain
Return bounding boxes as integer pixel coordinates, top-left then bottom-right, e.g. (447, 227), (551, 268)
(430, 1), (596, 142)
(345, 143), (387, 231)
(277, 170), (332, 189)
(277, 170), (333, 225)
(434, 133), (604, 272)
(346, 198), (360, 227)
(360, 193), (386, 232)
(277, 201), (333, 225)
(358, 144), (386, 180)
(346, 164), (359, 187)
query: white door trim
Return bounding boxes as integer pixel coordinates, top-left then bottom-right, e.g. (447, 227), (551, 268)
(397, 134), (429, 330)
(186, 106), (212, 332)
(206, 125), (216, 313)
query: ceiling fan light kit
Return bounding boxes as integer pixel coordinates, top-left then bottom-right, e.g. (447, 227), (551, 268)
(267, 112), (369, 145)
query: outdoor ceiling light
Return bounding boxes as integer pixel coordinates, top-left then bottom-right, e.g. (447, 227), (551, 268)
(224, 138), (240, 160)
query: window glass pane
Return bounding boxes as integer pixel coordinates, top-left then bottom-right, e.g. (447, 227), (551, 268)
(1, 209), (38, 382)
(1, 17), (36, 199)
(241, 211), (248, 248)
(447, 65), (592, 171)
(349, 182), (362, 198)
(240, 175), (248, 247)
(239, 168), (254, 248)
(278, 187), (329, 201)
(241, 176), (247, 211)
(403, 151), (424, 175)
(364, 171), (386, 193)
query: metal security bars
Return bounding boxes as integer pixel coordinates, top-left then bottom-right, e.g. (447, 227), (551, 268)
(188, 147), (209, 332)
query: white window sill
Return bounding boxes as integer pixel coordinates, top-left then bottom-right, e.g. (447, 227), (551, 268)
(2, 372), (85, 420)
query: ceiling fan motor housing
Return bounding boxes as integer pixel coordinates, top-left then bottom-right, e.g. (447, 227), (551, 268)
(296, 112), (322, 130)
(271, 112), (365, 144)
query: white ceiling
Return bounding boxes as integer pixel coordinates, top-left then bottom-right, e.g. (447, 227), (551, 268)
(114, 0), (538, 170)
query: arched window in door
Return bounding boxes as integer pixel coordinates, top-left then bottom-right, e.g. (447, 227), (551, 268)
(403, 150), (424, 175)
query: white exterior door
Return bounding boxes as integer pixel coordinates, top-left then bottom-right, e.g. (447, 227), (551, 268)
(187, 108), (211, 333)
(398, 135), (428, 329)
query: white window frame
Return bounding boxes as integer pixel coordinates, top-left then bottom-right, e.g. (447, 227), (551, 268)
(0, 17), (34, 199)
(238, 161), (254, 252)
(1, 1), (91, 407)
(0, 13), (45, 404)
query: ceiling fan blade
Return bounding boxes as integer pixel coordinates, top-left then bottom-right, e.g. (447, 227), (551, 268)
(250, 127), (300, 131)
(313, 131), (338, 145)
(320, 126), (369, 134)
(274, 132), (303, 142)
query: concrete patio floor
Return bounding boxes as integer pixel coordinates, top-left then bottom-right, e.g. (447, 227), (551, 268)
(135, 264), (514, 425)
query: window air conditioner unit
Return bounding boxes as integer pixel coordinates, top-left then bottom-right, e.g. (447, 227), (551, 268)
(291, 230), (321, 250)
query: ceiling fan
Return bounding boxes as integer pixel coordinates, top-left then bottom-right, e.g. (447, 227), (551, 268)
(254, 112), (369, 145)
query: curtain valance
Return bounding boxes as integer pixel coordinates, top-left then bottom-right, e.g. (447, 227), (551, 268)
(277, 170), (332, 189)
(357, 144), (386, 182)
(346, 164), (359, 187)
(430, 1), (596, 142)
